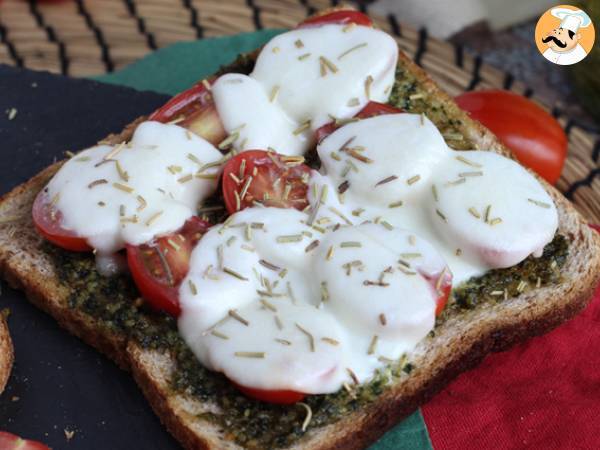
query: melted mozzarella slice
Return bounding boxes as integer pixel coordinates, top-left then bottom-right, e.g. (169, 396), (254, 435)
(430, 151), (558, 268)
(211, 74), (310, 156)
(313, 224), (439, 342)
(178, 207), (443, 394)
(46, 121), (223, 253)
(252, 24), (398, 129)
(317, 114), (450, 206)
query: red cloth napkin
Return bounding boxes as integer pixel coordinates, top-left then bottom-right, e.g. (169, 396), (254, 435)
(422, 225), (600, 450)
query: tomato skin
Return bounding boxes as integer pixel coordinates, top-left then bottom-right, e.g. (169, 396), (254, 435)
(298, 10), (372, 28)
(233, 383), (307, 404)
(421, 270), (452, 316)
(221, 150), (312, 215)
(316, 101), (403, 143)
(32, 189), (92, 252)
(0, 432), (50, 450)
(455, 90), (567, 185)
(126, 216), (211, 317)
(148, 79), (226, 146)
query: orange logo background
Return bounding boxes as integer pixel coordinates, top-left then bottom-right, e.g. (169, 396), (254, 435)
(534, 4), (595, 55)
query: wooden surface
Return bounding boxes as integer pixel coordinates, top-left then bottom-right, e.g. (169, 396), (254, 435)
(0, 0), (598, 222)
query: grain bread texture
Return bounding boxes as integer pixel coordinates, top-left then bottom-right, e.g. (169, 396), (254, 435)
(0, 314), (13, 394)
(1, 8), (599, 450)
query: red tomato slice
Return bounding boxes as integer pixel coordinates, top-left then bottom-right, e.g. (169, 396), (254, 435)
(148, 79), (227, 146)
(315, 101), (403, 143)
(233, 382), (307, 404)
(32, 188), (92, 252)
(298, 10), (372, 28)
(422, 270), (452, 316)
(126, 216), (210, 317)
(455, 90), (567, 185)
(221, 150), (312, 214)
(0, 432), (49, 450)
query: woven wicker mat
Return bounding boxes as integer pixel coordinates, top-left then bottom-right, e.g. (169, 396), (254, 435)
(1, 0), (599, 222)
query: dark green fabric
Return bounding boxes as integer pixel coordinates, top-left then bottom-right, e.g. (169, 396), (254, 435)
(95, 31), (434, 450)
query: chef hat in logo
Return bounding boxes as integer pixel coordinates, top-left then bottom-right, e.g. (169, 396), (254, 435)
(551, 7), (592, 33)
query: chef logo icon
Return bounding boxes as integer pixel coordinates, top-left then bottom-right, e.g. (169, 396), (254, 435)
(535, 5), (595, 65)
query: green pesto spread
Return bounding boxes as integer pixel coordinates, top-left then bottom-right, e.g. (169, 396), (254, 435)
(44, 56), (570, 449)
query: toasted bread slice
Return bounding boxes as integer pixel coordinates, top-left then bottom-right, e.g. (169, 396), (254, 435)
(1, 7), (599, 450)
(0, 312), (13, 394)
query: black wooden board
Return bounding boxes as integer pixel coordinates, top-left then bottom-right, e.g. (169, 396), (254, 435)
(0, 64), (183, 450)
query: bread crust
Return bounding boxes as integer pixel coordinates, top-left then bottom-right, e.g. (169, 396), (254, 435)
(0, 314), (13, 394)
(1, 7), (599, 450)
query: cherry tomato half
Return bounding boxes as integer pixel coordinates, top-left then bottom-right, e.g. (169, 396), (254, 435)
(298, 10), (372, 28)
(421, 270), (452, 316)
(316, 101), (403, 142)
(455, 90), (567, 185)
(126, 216), (210, 317)
(32, 188), (92, 252)
(0, 432), (50, 450)
(233, 382), (307, 404)
(221, 150), (312, 215)
(148, 79), (227, 146)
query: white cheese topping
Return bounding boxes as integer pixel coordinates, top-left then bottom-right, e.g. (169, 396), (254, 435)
(212, 24), (398, 155)
(46, 121), (223, 253)
(178, 207), (446, 394)
(311, 113), (559, 284)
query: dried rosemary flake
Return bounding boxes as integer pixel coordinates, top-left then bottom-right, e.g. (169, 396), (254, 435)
(407, 174), (421, 185)
(320, 56), (338, 74)
(379, 313), (387, 326)
(484, 204), (492, 223)
(178, 174), (193, 184)
(364, 75), (374, 100)
(167, 165), (182, 174)
(292, 120), (311, 136)
(340, 241), (362, 248)
(443, 132), (464, 141)
(338, 42), (368, 60)
(408, 235), (417, 246)
(234, 351), (265, 358)
(112, 182), (134, 194)
(455, 155), (482, 168)
(259, 259), (281, 271)
(367, 335), (379, 355)
(234, 190), (241, 211)
(459, 171), (483, 177)
(167, 238), (181, 251)
(298, 53), (311, 61)
(347, 367), (359, 385)
(74, 156), (91, 162)
(446, 178), (467, 186)
(489, 290), (504, 296)
(294, 39), (304, 48)
(276, 234), (303, 243)
(223, 266), (248, 281)
(287, 281), (297, 304)
(409, 93), (424, 100)
(218, 132), (239, 150)
(145, 211), (163, 227)
(330, 151), (341, 161)
(381, 220), (394, 231)
(260, 299), (277, 312)
(431, 184), (439, 202)
(338, 180), (350, 194)
(489, 217), (503, 226)
(328, 206), (353, 225)
(436, 209), (447, 222)
(517, 280), (527, 293)
(103, 142), (125, 160)
(240, 176), (253, 200)
(320, 281), (329, 302)
(326, 245), (335, 261)
(456, 248), (463, 256)
(342, 22), (356, 32)
(210, 330), (229, 340)
(528, 198), (551, 209)
(119, 205), (125, 217)
(228, 309), (250, 326)
(305, 239), (320, 253)
(275, 338), (291, 346)
(274, 315), (284, 330)
(375, 175), (398, 187)
(436, 267), (448, 292)
(187, 153), (203, 165)
(226, 236), (237, 247)
(188, 280), (198, 295)
(7, 108), (17, 120)
(352, 208), (365, 216)
(296, 323), (315, 352)
(269, 85), (280, 103)
(321, 337), (340, 346)
(468, 207), (481, 219)
(88, 179), (108, 189)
